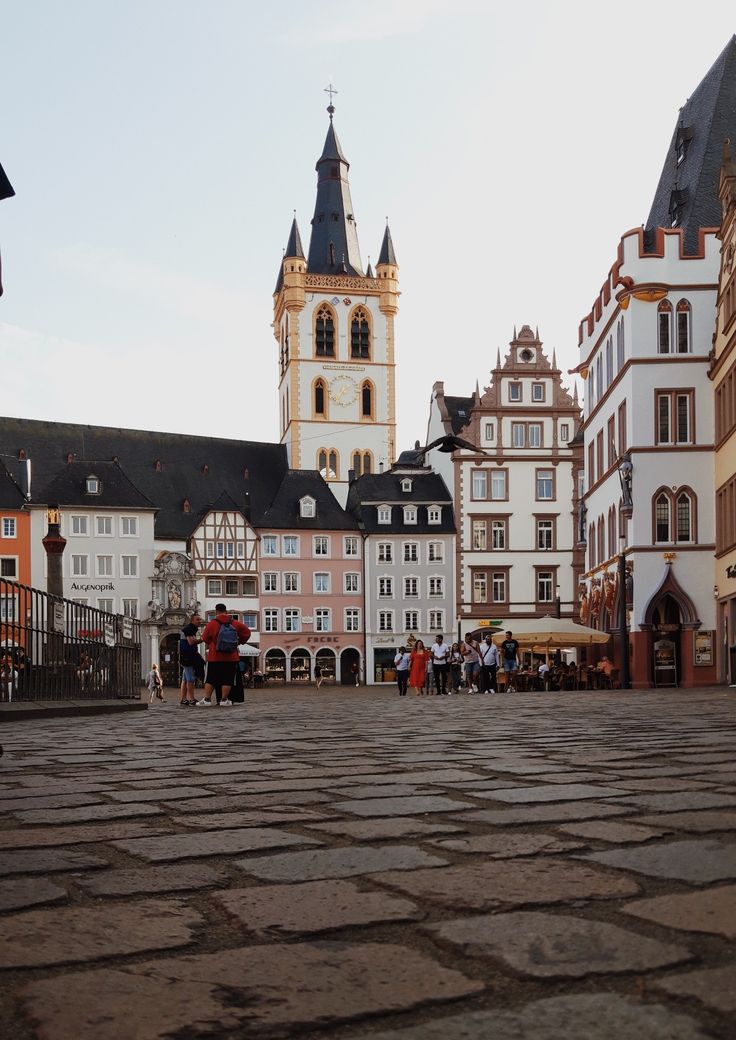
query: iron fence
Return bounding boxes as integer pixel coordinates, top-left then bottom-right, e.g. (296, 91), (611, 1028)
(0, 578), (141, 702)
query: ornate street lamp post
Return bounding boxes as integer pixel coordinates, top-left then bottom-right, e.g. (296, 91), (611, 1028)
(617, 456), (633, 689)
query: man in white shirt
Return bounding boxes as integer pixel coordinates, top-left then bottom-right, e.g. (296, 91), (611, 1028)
(479, 634), (500, 694)
(430, 634), (451, 695)
(394, 646), (411, 696)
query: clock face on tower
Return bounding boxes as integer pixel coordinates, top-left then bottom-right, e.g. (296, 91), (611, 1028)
(329, 374), (358, 406)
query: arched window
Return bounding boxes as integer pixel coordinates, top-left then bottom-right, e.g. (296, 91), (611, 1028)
(589, 521), (596, 569)
(676, 299), (691, 353)
(362, 451), (372, 475)
(598, 514), (605, 564)
(351, 451), (373, 477)
(352, 451), (362, 476)
(676, 491), (693, 542)
(315, 305), (335, 357)
(350, 307), (371, 359)
(314, 379), (326, 417)
(655, 492), (671, 542)
(657, 300), (672, 354)
(616, 319), (625, 370)
(361, 380), (373, 419)
(318, 449), (339, 480)
(608, 506), (616, 558)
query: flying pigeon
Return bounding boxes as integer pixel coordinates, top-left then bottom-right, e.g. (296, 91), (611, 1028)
(414, 434), (487, 459)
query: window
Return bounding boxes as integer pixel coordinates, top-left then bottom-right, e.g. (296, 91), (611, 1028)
(404, 576), (418, 598)
(607, 415), (617, 469)
(315, 608), (331, 632)
(237, 542), (245, 559)
(314, 572), (330, 593)
(618, 400), (627, 455)
(0, 595), (18, 622)
(122, 599), (138, 618)
(655, 493), (671, 542)
(262, 535), (277, 556)
(300, 496), (316, 518)
(344, 572), (359, 593)
(403, 506), (417, 524)
(121, 516), (138, 536)
(314, 380), (326, 417)
(361, 381), (373, 418)
(242, 611), (258, 629)
(350, 306), (370, 359)
(206, 541), (214, 558)
(0, 557), (17, 578)
(96, 555), (113, 577)
(315, 304), (335, 357)
(428, 506), (441, 524)
(484, 422), (495, 440)
(284, 608), (300, 632)
(344, 536), (358, 557)
(508, 382), (522, 401)
(402, 479), (413, 493)
(560, 423), (569, 442)
(242, 577), (256, 596)
(96, 516), (112, 536)
(1, 516), (16, 539)
(404, 610), (419, 631)
(536, 469), (554, 500)
(491, 470), (507, 500)
(596, 430), (604, 481)
(378, 610), (394, 632)
(529, 423), (542, 448)
(472, 471), (487, 499)
(264, 608), (279, 632)
(284, 572), (299, 593)
(318, 448), (339, 481)
(491, 519), (506, 549)
(225, 579), (239, 597)
(313, 536), (329, 557)
(429, 576), (444, 598)
(352, 451), (372, 477)
(70, 516), (87, 536)
(378, 576), (394, 598)
(472, 519), (486, 550)
(283, 536), (298, 556)
(537, 518), (554, 550)
(605, 338), (613, 387)
(656, 390), (693, 444)
(207, 579), (222, 596)
(377, 542), (393, 563)
(532, 382), (545, 402)
(428, 542), (443, 563)
(345, 608), (360, 632)
(263, 572), (278, 593)
(658, 300), (672, 353)
(85, 476), (100, 495)
(216, 542), (225, 559)
(676, 300), (691, 353)
(472, 572), (487, 603)
(617, 318), (625, 369)
(588, 442), (595, 489)
(429, 610), (444, 631)
(121, 555), (137, 577)
(71, 554), (88, 577)
(97, 598), (113, 613)
(492, 572), (507, 603)
(512, 423), (525, 448)
(378, 505), (391, 524)
(537, 570), (554, 603)
(403, 542), (418, 563)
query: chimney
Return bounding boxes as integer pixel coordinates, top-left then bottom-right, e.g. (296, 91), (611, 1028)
(19, 457), (31, 500)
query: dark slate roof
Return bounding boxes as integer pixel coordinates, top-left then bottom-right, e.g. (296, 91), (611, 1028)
(0, 161), (14, 201)
(307, 118), (364, 276)
(0, 459), (25, 509)
(444, 396), (474, 434)
(285, 217), (305, 259)
(41, 461), (155, 510)
(0, 417), (289, 540)
(347, 471), (455, 534)
(646, 36), (736, 254)
(377, 224), (397, 266)
(259, 470), (359, 530)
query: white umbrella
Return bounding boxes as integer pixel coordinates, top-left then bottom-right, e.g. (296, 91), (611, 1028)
(238, 644), (260, 656)
(491, 616), (610, 649)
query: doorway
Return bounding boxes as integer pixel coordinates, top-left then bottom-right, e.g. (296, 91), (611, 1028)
(650, 594), (682, 684)
(340, 647), (360, 685)
(159, 633), (180, 686)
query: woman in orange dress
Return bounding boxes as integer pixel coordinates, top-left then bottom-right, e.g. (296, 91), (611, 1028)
(409, 640), (430, 696)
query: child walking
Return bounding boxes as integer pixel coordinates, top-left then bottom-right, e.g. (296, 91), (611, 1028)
(146, 663), (164, 704)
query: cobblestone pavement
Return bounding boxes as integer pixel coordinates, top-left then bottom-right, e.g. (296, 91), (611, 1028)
(1, 685), (735, 1040)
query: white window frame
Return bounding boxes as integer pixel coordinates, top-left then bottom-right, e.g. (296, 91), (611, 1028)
(120, 554), (138, 577)
(264, 608), (279, 632)
(0, 594), (18, 621)
(71, 554), (89, 577)
(263, 572), (279, 593)
(344, 572), (360, 593)
(120, 516), (138, 537)
(403, 575), (419, 598)
(284, 608), (301, 632)
(378, 505), (391, 524)
(313, 536), (329, 557)
(96, 555), (113, 577)
(472, 471), (488, 499)
(283, 572), (300, 593)
(378, 610), (394, 632)
(529, 423), (542, 448)
(428, 541), (444, 563)
(207, 578), (222, 596)
(429, 609), (444, 631)
(315, 607), (331, 632)
(403, 541), (418, 563)
(491, 520), (506, 550)
(536, 470), (554, 500)
(537, 571), (554, 602)
(378, 575), (394, 598)
(404, 609), (419, 631)
(428, 576), (444, 598)
(122, 598), (138, 618)
(224, 578), (240, 598)
(377, 542), (393, 563)
(283, 535), (299, 557)
(1, 517), (17, 538)
(97, 597), (114, 613)
(537, 519), (554, 550)
(262, 535), (278, 557)
(314, 572), (330, 594)
(403, 506), (417, 525)
(427, 506), (441, 524)
(491, 471), (507, 500)
(300, 496), (316, 518)
(70, 515), (88, 536)
(345, 607), (360, 632)
(96, 515), (113, 537)
(344, 536), (359, 557)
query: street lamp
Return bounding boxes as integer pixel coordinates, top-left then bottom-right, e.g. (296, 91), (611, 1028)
(617, 454), (633, 690)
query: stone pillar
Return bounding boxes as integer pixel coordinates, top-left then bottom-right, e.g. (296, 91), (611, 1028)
(41, 506), (66, 665)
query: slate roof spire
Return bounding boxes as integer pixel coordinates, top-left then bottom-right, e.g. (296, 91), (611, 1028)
(377, 222), (397, 266)
(307, 99), (364, 276)
(285, 214), (305, 259)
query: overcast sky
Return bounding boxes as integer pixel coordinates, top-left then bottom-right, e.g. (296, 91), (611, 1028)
(1, 1), (733, 453)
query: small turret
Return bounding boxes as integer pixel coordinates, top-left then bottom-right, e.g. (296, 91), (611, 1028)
(376, 223), (399, 316)
(279, 215), (307, 311)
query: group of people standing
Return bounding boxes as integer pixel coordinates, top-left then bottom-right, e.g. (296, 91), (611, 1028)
(393, 631), (521, 697)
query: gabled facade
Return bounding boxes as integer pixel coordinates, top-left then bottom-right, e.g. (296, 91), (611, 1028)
(273, 106), (398, 504)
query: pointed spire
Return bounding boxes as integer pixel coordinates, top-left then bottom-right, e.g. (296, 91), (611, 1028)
(535, 325), (539, 340)
(378, 222), (397, 265)
(284, 215), (305, 259)
(496, 348), (501, 369)
(513, 325), (517, 340)
(366, 255), (374, 278)
(475, 379), (480, 401)
(552, 348), (557, 369)
(573, 382), (579, 405)
(307, 108), (363, 276)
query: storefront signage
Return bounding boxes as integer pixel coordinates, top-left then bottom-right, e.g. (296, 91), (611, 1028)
(70, 582), (115, 592)
(474, 619), (504, 628)
(693, 630), (713, 666)
(121, 618), (133, 641)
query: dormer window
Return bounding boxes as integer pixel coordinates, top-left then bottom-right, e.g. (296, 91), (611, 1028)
(675, 125), (693, 166)
(300, 496), (316, 519)
(669, 189), (687, 228)
(403, 506), (417, 524)
(378, 505), (391, 524)
(401, 478), (412, 493)
(85, 475), (100, 495)
(428, 506), (441, 524)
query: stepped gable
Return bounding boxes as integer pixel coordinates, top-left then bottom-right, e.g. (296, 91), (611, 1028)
(259, 470), (358, 530)
(0, 417), (288, 540)
(443, 396), (474, 434)
(646, 36), (736, 253)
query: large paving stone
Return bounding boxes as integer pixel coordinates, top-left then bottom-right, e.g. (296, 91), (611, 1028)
(425, 911), (691, 977)
(426, 832), (585, 856)
(610, 792), (736, 813)
(0, 848), (108, 876)
(0, 822), (170, 849)
(106, 786), (212, 802)
(236, 845), (448, 882)
(213, 879), (422, 933)
(12, 802), (165, 824)
(449, 802), (632, 826)
(373, 856), (639, 909)
(171, 809), (327, 829)
(0, 898), (200, 968)
(18, 941), (483, 1039)
(583, 840), (736, 884)
(623, 885), (736, 937)
(0, 878), (68, 912)
(0, 792), (104, 811)
(305, 818), (466, 841)
(75, 863), (231, 896)
(633, 810), (736, 833)
(112, 827), (321, 862)
(334, 795), (475, 817)
(359, 992), (712, 1039)
(654, 965), (736, 1013)
(487, 783), (629, 803)
(557, 820), (667, 843)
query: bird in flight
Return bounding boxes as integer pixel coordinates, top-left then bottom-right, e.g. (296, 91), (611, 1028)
(414, 434), (487, 460)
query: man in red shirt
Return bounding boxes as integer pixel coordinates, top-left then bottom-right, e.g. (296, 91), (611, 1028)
(196, 603), (251, 707)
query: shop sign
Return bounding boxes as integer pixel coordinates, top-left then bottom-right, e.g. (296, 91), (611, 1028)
(104, 622), (116, 648)
(121, 617), (134, 641)
(52, 601), (65, 634)
(694, 630), (713, 666)
(474, 619), (504, 628)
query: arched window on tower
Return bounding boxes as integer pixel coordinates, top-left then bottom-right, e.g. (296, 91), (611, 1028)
(315, 305), (335, 357)
(361, 380), (374, 419)
(655, 492), (671, 543)
(350, 307), (371, 359)
(318, 449), (339, 481)
(589, 521), (596, 569)
(598, 514), (605, 564)
(676, 490), (693, 542)
(676, 299), (691, 353)
(314, 379), (326, 417)
(657, 300), (672, 354)
(351, 451), (373, 478)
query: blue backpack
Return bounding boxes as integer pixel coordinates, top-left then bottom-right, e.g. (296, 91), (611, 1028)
(215, 620), (239, 654)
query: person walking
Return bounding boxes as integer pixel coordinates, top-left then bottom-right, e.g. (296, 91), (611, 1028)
(179, 615), (203, 706)
(430, 634), (451, 695)
(196, 604), (251, 707)
(479, 634), (500, 694)
(146, 663), (164, 704)
(409, 639), (430, 696)
(315, 662), (324, 690)
(449, 642), (463, 692)
(394, 646), (411, 696)
(461, 634), (481, 692)
(501, 630), (520, 692)
(350, 661), (360, 687)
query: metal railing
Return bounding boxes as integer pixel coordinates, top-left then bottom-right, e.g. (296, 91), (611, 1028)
(0, 578), (141, 702)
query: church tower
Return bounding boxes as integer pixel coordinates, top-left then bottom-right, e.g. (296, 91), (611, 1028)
(273, 95), (398, 506)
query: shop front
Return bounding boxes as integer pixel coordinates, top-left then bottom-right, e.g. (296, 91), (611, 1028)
(374, 645), (398, 684)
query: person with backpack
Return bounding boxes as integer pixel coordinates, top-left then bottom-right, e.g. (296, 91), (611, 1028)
(196, 604), (251, 707)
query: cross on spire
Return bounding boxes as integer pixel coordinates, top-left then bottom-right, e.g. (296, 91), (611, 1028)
(324, 81), (338, 119)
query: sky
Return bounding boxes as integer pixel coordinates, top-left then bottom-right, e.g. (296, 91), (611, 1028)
(1, 1), (735, 453)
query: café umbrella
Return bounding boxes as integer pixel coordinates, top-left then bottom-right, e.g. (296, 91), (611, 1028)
(491, 616), (611, 650)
